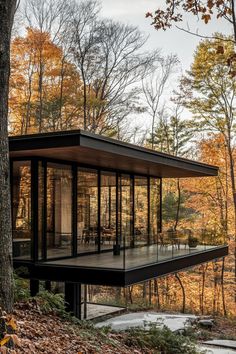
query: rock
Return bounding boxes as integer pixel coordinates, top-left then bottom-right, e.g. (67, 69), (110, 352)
(198, 319), (214, 329)
(96, 312), (197, 332)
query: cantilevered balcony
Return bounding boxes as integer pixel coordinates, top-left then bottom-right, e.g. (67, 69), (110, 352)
(17, 230), (227, 286)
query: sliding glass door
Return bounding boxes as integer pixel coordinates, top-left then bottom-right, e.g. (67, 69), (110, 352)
(134, 176), (148, 247)
(46, 163), (72, 259)
(77, 169), (98, 254)
(12, 161), (32, 259)
(100, 172), (116, 251)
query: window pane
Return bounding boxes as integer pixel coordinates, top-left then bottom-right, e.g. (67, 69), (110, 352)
(12, 161), (32, 259)
(100, 172), (116, 251)
(77, 169), (98, 254)
(38, 162), (44, 259)
(47, 163), (72, 259)
(150, 178), (161, 244)
(118, 175), (132, 247)
(134, 176), (148, 246)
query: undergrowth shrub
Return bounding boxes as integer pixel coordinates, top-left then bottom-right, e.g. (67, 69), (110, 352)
(14, 271), (30, 302)
(34, 291), (70, 318)
(124, 325), (203, 354)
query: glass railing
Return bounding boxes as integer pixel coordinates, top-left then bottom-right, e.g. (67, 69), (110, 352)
(45, 228), (226, 270)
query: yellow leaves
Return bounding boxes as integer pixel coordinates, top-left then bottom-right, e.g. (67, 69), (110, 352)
(0, 336), (10, 347)
(0, 314), (20, 353)
(0, 334), (21, 351)
(9, 26), (84, 134)
(6, 318), (17, 332)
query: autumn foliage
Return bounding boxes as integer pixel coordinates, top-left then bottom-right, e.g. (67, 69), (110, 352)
(9, 28), (83, 135)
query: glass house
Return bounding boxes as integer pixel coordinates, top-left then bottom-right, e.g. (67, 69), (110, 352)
(9, 130), (228, 318)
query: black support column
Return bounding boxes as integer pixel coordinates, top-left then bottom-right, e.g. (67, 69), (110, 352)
(65, 282), (82, 319)
(31, 159), (39, 262)
(30, 279), (39, 297)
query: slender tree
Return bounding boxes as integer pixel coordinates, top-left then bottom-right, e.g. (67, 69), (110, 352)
(0, 0), (17, 312)
(142, 54), (179, 149)
(70, 0), (158, 135)
(180, 36), (236, 300)
(148, 105), (194, 229)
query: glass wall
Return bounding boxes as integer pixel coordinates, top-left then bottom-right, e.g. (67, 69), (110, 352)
(77, 169), (98, 253)
(12, 161), (32, 259)
(38, 162), (44, 259)
(134, 176), (148, 247)
(12, 158), (161, 261)
(46, 163), (72, 259)
(100, 172), (116, 251)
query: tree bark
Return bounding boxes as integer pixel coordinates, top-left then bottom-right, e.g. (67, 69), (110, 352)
(221, 257), (227, 316)
(200, 263), (208, 314)
(0, 0), (17, 313)
(175, 273), (186, 313)
(226, 141), (236, 303)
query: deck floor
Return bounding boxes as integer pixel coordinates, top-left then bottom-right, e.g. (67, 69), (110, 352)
(46, 244), (216, 270)
(84, 303), (125, 320)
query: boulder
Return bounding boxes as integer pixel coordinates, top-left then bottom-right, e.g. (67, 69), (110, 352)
(198, 319), (214, 329)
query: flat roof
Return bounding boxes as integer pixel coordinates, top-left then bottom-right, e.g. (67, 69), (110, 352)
(9, 130), (218, 178)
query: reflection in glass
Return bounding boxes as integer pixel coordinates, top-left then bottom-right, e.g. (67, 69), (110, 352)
(12, 161), (31, 259)
(38, 162), (44, 259)
(150, 178), (161, 244)
(77, 169), (98, 253)
(118, 175), (132, 248)
(47, 163), (72, 258)
(134, 176), (148, 247)
(100, 172), (116, 251)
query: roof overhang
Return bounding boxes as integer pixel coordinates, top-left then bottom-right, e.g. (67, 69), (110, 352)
(9, 130), (218, 178)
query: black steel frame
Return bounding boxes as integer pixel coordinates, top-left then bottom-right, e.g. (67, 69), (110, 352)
(10, 154), (228, 290)
(10, 156), (162, 264)
(14, 246), (228, 286)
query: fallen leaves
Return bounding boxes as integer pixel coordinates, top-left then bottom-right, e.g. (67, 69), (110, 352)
(7, 302), (151, 354)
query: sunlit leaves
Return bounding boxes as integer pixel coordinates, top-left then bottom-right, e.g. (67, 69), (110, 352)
(179, 35), (236, 136)
(9, 27), (83, 135)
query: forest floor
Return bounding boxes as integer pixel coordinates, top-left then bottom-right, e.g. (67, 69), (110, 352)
(3, 301), (145, 354)
(1, 299), (236, 354)
(202, 316), (236, 341)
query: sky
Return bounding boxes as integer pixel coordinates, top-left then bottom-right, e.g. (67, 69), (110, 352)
(100, 0), (232, 72)
(16, 0), (233, 139)
(99, 0), (232, 136)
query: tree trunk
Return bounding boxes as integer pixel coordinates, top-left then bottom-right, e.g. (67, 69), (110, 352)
(59, 57), (65, 131)
(128, 286), (133, 304)
(226, 142), (236, 302)
(148, 280), (152, 306)
(221, 257), (227, 316)
(0, 0), (16, 313)
(153, 279), (160, 309)
(200, 263), (208, 314)
(175, 273), (186, 313)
